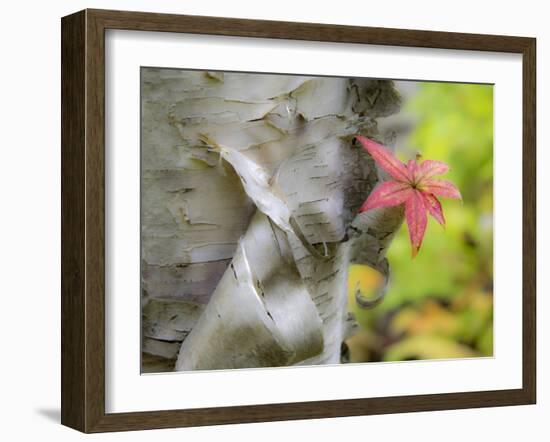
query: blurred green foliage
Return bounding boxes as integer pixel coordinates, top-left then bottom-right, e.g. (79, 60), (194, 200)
(348, 82), (494, 363)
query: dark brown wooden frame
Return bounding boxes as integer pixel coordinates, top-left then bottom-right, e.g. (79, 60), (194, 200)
(61, 8), (536, 433)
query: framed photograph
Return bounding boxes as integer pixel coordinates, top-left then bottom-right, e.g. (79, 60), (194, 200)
(61, 9), (536, 433)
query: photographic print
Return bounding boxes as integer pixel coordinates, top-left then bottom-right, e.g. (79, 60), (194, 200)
(140, 68), (493, 373)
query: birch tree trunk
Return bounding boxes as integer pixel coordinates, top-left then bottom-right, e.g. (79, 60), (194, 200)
(141, 68), (403, 372)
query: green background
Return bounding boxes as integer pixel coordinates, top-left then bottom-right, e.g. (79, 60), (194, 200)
(348, 82), (494, 363)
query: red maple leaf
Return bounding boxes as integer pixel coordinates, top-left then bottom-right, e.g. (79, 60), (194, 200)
(356, 136), (462, 258)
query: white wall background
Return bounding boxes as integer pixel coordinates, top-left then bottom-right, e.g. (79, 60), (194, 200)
(0, 0), (546, 440)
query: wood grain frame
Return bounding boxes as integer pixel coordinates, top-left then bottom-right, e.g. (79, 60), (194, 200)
(61, 9), (536, 433)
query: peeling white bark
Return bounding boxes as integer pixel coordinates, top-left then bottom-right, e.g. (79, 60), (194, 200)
(141, 68), (403, 371)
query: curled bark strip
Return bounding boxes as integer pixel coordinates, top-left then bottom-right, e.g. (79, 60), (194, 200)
(347, 206), (404, 311)
(200, 133), (330, 260)
(175, 212), (324, 370)
(353, 263), (388, 309)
